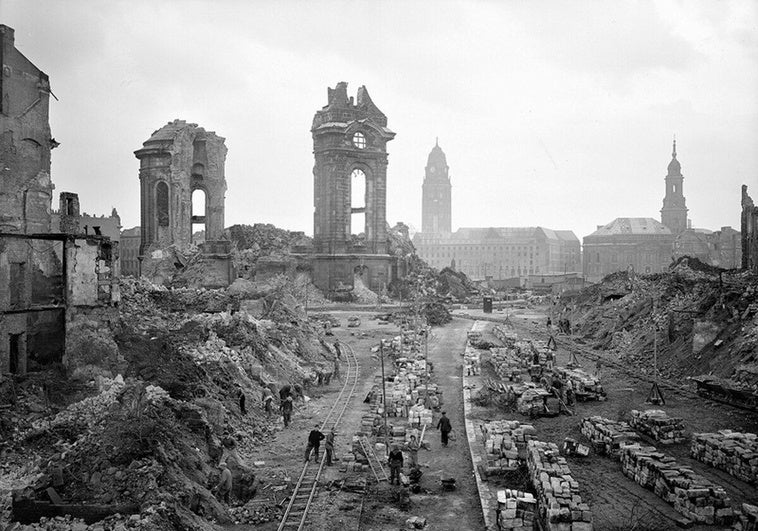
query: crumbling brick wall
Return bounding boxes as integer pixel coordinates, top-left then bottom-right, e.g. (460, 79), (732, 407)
(741, 185), (758, 273)
(0, 25), (55, 234)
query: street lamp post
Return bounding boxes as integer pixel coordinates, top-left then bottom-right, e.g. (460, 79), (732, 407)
(380, 340), (389, 454)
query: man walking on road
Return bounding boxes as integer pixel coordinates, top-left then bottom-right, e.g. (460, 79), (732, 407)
(437, 411), (452, 447)
(388, 444), (404, 485)
(305, 424), (325, 462)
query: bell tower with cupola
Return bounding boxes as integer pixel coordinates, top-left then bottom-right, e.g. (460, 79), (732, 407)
(660, 138), (688, 234)
(422, 139), (452, 234)
(308, 81), (401, 294)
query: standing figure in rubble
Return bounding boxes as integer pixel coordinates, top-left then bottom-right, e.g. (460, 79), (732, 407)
(238, 389), (247, 415)
(333, 338), (343, 360)
(436, 411), (452, 447)
(388, 444), (404, 485)
(406, 434), (420, 468)
(281, 395), (294, 427)
(324, 427), (336, 466)
(332, 356), (341, 381)
(262, 387), (274, 417)
(213, 462), (233, 504)
(305, 424), (325, 462)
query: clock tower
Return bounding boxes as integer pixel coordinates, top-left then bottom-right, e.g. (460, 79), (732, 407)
(660, 139), (688, 234)
(422, 139), (452, 234)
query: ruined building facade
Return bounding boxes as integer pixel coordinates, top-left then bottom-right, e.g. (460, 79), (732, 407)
(308, 82), (401, 293)
(742, 185), (758, 273)
(135, 120), (233, 287)
(421, 140), (451, 234)
(660, 140), (688, 235)
(1, 26), (118, 375)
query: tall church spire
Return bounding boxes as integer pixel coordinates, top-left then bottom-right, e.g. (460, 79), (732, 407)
(661, 137), (687, 234)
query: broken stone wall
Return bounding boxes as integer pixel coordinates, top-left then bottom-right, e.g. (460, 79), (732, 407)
(0, 25), (54, 234)
(0, 234), (66, 374)
(742, 185), (758, 273)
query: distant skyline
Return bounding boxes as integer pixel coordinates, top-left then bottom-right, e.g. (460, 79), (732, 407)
(3, 0), (757, 241)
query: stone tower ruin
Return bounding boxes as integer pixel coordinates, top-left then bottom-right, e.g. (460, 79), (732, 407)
(309, 82), (400, 294)
(135, 120), (227, 257)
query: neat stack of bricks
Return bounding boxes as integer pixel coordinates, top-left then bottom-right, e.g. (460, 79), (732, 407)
(526, 440), (593, 531)
(580, 416), (640, 457)
(490, 347), (528, 380)
(690, 430), (758, 484)
(552, 368), (604, 400)
(482, 420), (536, 471)
(629, 410), (685, 444)
(497, 489), (537, 531)
(516, 385), (552, 416)
(620, 444), (734, 525)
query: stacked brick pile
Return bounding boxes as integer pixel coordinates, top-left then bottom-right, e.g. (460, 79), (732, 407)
(497, 489), (537, 531)
(553, 367), (605, 401)
(464, 344), (481, 375)
(630, 409), (685, 444)
(516, 385), (552, 416)
(620, 444), (734, 525)
(690, 430), (758, 484)
(490, 347), (528, 381)
(580, 416), (640, 456)
(482, 420), (537, 470)
(526, 440), (593, 531)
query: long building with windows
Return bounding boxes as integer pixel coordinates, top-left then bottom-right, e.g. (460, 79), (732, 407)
(414, 226), (581, 280)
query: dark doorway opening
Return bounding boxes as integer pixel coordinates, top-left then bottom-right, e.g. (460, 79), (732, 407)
(9, 333), (22, 374)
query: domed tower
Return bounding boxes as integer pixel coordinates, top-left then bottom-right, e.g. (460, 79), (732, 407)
(660, 138), (688, 234)
(422, 139), (452, 234)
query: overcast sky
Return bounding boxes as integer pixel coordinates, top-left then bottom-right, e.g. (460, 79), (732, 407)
(4, 0), (757, 240)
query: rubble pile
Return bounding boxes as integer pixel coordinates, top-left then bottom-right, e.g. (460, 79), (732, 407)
(630, 409), (685, 444)
(551, 368), (605, 401)
(620, 444), (734, 525)
(526, 440), (593, 531)
(228, 499), (282, 525)
(492, 325), (518, 347)
(481, 420), (536, 471)
(564, 265), (758, 389)
(580, 416), (640, 457)
(690, 431), (758, 484)
(497, 489), (536, 531)
(733, 503), (758, 531)
(463, 345), (481, 377)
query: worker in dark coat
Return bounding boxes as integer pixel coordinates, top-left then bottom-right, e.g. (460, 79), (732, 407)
(281, 395), (294, 427)
(239, 389), (247, 415)
(213, 462), (233, 503)
(437, 411), (452, 447)
(305, 425), (325, 462)
(388, 444), (404, 485)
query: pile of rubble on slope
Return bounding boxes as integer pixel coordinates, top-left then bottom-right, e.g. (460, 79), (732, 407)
(563, 260), (758, 391)
(1, 275), (337, 530)
(227, 223), (311, 260)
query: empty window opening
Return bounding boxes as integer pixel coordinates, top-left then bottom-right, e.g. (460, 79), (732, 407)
(10, 262), (26, 308)
(350, 169), (366, 236)
(66, 197), (75, 216)
(156, 182), (169, 227)
(673, 184), (677, 194)
(191, 189), (207, 245)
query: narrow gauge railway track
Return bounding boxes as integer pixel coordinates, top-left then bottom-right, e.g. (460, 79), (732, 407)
(507, 319), (758, 413)
(276, 342), (360, 531)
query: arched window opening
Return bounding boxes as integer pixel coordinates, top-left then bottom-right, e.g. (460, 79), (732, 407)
(673, 184), (677, 194)
(191, 189), (206, 245)
(350, 169), (366, 237)
(156, 182), (169, 227)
